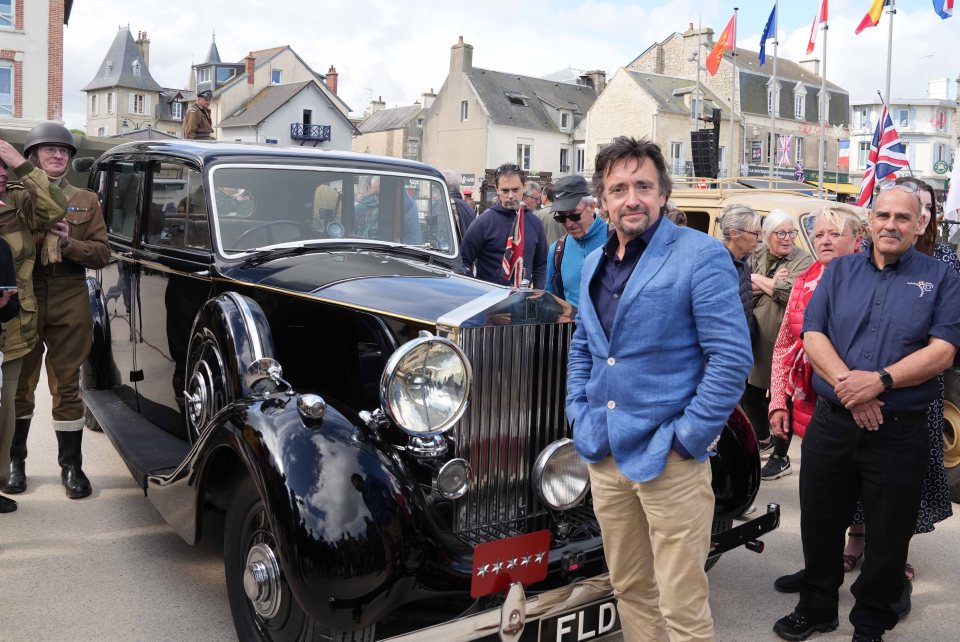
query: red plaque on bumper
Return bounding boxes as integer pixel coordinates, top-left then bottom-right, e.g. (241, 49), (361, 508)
(470, 530), (551, 598)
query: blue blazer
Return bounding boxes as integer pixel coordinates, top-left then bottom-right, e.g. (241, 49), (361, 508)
(566, 217), (753, 482)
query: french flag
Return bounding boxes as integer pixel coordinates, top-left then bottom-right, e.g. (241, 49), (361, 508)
(933, 0), (954, 19)
(806, 0), (828, 55)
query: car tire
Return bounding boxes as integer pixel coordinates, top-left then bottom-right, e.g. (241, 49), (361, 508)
(943, 369), (960, 504)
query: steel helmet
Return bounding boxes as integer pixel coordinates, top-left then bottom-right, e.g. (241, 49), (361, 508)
(24, 122), (77, 158)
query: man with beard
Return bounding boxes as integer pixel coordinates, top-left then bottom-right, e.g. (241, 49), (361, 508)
(566, 136), (751, 640)
(460, 163), (547, 288)
(5, 123), (110, 500)
(773, 181), (960, 641)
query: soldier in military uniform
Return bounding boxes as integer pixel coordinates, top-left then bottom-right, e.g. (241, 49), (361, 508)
(4, 124), (110, 500)
(183, 89), (215, 140)
(0, 136), (67, 512)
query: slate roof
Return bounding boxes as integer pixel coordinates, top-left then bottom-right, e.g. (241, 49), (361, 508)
(540, 68), (587, 84)
(357, 105), (422, 134)
(218, 81), (314, 128)
(623, 70), (734, 119)
(83, 27), (162, 92)
(205, 37), (221, 64)
(466, 68), (597, 132)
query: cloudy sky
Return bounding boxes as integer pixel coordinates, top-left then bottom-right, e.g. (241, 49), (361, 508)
(62, 0), (959, 131)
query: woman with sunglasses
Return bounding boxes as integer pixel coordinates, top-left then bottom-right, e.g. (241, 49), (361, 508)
(743, 209), (813, 480)
(718, 203), (762, 334)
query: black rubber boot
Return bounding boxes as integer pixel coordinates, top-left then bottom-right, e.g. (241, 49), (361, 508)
(0, 493), (17, 513)
(56, 430), (92, 499)
(4, 417), (31, 494)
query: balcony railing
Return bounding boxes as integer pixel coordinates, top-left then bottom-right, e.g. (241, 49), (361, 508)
(290, 123), (331, 144)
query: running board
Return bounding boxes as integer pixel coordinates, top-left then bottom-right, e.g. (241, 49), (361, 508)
(84, 388), (190, 492)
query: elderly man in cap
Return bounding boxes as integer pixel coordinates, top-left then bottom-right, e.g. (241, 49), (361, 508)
(184, 90), (215, 140)
(545, 175), (608, 307)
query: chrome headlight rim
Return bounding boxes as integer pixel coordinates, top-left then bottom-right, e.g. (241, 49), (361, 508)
(533, 438), (591, 511)
(435, 457), (471, 499)
(379, 333), (472, 436)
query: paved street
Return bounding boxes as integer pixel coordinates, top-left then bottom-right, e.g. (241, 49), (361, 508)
(2, 376), (959, 641)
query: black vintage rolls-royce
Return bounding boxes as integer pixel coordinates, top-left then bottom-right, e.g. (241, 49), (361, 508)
(81, 141), (779, 641)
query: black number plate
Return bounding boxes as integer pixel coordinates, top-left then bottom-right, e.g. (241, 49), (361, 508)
(535, 597), (621, 642)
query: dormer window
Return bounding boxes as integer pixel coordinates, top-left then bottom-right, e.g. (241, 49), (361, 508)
(560, 112), (570, 129)
(104, 61), (113, 78)
(793, 82), (807, 120)
(767, 79), (781, 117)
(505, 92), (528, 107)
(132, 60), (142, 77)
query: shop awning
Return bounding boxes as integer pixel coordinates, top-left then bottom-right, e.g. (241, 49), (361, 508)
(806, 180), (859, 196)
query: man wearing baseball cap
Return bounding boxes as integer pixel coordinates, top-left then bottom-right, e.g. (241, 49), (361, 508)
(184, 90), (215, 140)
(545, 175), (608, 306)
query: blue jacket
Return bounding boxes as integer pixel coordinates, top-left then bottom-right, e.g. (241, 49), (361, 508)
(545, 215), (608, 307)
(566, 217), (753, 482)
(460, 203), (548, 289)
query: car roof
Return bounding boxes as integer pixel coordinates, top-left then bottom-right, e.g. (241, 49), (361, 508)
(95, 140), (446, 179)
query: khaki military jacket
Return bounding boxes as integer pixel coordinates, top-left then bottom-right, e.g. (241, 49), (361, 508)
(0, 161), (67, 361)
(183, 104), (214, 140)
(38, 179), (110, 279)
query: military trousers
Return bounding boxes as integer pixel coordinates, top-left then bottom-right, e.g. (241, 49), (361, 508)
(15, 276), (92, 430)
(0, 357), (23, 483)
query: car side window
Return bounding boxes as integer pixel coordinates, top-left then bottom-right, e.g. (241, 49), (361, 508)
(146, 163), (210, 251)
(106, 162), (141, 241)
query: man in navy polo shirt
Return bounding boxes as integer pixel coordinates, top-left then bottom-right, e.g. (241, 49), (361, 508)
(773, 182), (960, 641)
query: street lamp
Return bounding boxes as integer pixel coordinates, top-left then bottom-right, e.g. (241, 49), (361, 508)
(121, 118), (152, 131)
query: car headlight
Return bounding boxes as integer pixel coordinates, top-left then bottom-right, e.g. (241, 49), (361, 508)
(533, 438), (590, 510)
(380, 333), (471, 436)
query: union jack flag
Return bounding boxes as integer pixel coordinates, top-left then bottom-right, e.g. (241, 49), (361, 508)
(856, 104), (910, 207)
(502, 205), (526, 288)
(778, 135), (793, 167)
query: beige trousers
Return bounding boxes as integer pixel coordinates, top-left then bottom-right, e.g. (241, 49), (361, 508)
(588, 455), (715, 642)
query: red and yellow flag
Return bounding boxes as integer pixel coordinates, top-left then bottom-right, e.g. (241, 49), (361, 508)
(855, 0), (886, 34)
(707, 15), (736, 76)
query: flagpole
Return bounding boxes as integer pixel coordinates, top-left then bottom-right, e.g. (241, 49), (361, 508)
(693, 15), (702, 126)
(768, 0), (779, 185)
(884, 0), (896, 105)
(818, 13), (828, 197)
(729, 8), (738, 178)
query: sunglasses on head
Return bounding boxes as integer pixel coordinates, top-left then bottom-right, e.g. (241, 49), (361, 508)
(495, 163), (522, 175)
(878, 179), (919, 194)
(553, 210), (582, 224)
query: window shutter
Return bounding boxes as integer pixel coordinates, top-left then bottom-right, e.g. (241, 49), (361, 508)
(145, 95), (152, 116)
(128, 93), (135, 113)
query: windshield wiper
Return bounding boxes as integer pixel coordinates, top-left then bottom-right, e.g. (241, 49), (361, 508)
(235, 243), (328, 268)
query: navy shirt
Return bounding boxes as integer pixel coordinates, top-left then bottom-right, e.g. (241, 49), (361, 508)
(802, 245), (960, 411)
(589, 217), (661, 339)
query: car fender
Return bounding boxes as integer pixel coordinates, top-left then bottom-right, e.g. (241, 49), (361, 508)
(81, 274), (121, 390)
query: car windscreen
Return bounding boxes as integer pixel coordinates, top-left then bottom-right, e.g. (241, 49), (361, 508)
(211, 165), (457, 257)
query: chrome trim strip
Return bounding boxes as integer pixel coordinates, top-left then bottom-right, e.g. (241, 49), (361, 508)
(436, 289), (512, 330)
(223, 291), (264, 362)
(381, 574), (614, 642)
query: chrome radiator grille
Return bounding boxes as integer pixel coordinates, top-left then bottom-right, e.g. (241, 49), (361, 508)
(452, 322), (574, 534)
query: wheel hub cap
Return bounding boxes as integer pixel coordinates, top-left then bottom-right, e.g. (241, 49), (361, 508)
(242, 543), (281, 619)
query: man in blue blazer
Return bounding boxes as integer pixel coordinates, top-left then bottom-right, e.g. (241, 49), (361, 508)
(566, 137), (752, 641)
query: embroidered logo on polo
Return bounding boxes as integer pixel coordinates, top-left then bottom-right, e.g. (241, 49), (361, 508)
(907, 281), (935, 297)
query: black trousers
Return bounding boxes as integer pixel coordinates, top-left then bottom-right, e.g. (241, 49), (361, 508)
(741, 383), (771, 442)
(797, 399), (928, 635)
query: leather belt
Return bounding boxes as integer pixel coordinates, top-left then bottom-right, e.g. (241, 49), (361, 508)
(819, 397), (926, 420)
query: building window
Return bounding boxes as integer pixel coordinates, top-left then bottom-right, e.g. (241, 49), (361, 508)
(560, 147), (570, 173)
(795, 137), (804, 164)
(560, 112), (570, 129)
(416, 117), (424, 127)
(216, 67), (235, 83)
(97, 127), (106, 136)
(171, 102), (183, 120)
(934, 109), (948, 132)
(107, 92), (115, 114)
(576, 147), (585, 173)
(406, 138), (420, 159)
(196, 68), (210, 84)
(817, 91), (829, 124)
(0, 0), (12, 29)
(517, 139), (533, 170)
(858, 141), (871, 169)
(858, 108), (870, 129)
(505, 93), (527, 106)
(794, 94), (805, 120)
(130, 93), (150, 116)
(934, 143), (948, 164)
(0, 61), (10, 116)
(669, 141), (683, 176)
(460, 100), (468, 122)
(894, 108), (913, 129)
(271, 69), (282, 85)
(90, 94), (99, 116)
(718, 146), (727, 178)
(767, 85), (780, 116)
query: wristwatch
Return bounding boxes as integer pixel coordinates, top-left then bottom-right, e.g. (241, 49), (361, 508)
(60, 236), (71, 250)
(878, 368), (894, 391)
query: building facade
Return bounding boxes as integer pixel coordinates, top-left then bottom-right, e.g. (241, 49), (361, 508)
(0, 0), (72, 126)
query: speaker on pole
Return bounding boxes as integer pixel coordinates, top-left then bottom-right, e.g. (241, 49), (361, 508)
(690, 129), (718, 179)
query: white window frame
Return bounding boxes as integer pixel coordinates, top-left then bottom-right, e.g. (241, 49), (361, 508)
(90, 93), (99, 116)
(129, 93), (150, 116)
(767, 82), (781, 117)
(669, 141), (684, 176)
(858, 108), (870, 130)
(560, 111), (570, 130)
(0, 0), (13, 29)
(97, 127), (106, 137)
(171, 102), (183, 120)
(795, 137), (804, 164)
(517, 138), (533, 171)
(460, 100), (468, 122)
(894, 108), (912, 129)
(196, 68), (210, 84)
(794, 94), (805, 120)
(576, 146), (586, 173)
(107, 91), (115, 114)
(271, 69), (282, 85)
(0, 61), (11, 117)
(858, 141), (871, 169)
(559, 147), (570, 173)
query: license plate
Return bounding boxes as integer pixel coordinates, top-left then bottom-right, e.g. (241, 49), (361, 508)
(536, 597), (621, 642)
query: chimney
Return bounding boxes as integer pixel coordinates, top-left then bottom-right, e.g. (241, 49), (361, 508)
(799, 59), (821, 76)
(420, 89), (437, 109)
(449, 36), (474, 75)
(245, 54), (255, 85)
(579, 70), (607, 95)
(136, 30), (150, 67)
(326, 65), (339, 94)
(928, 77), (949, 100)
(369, 96), (386, 115)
